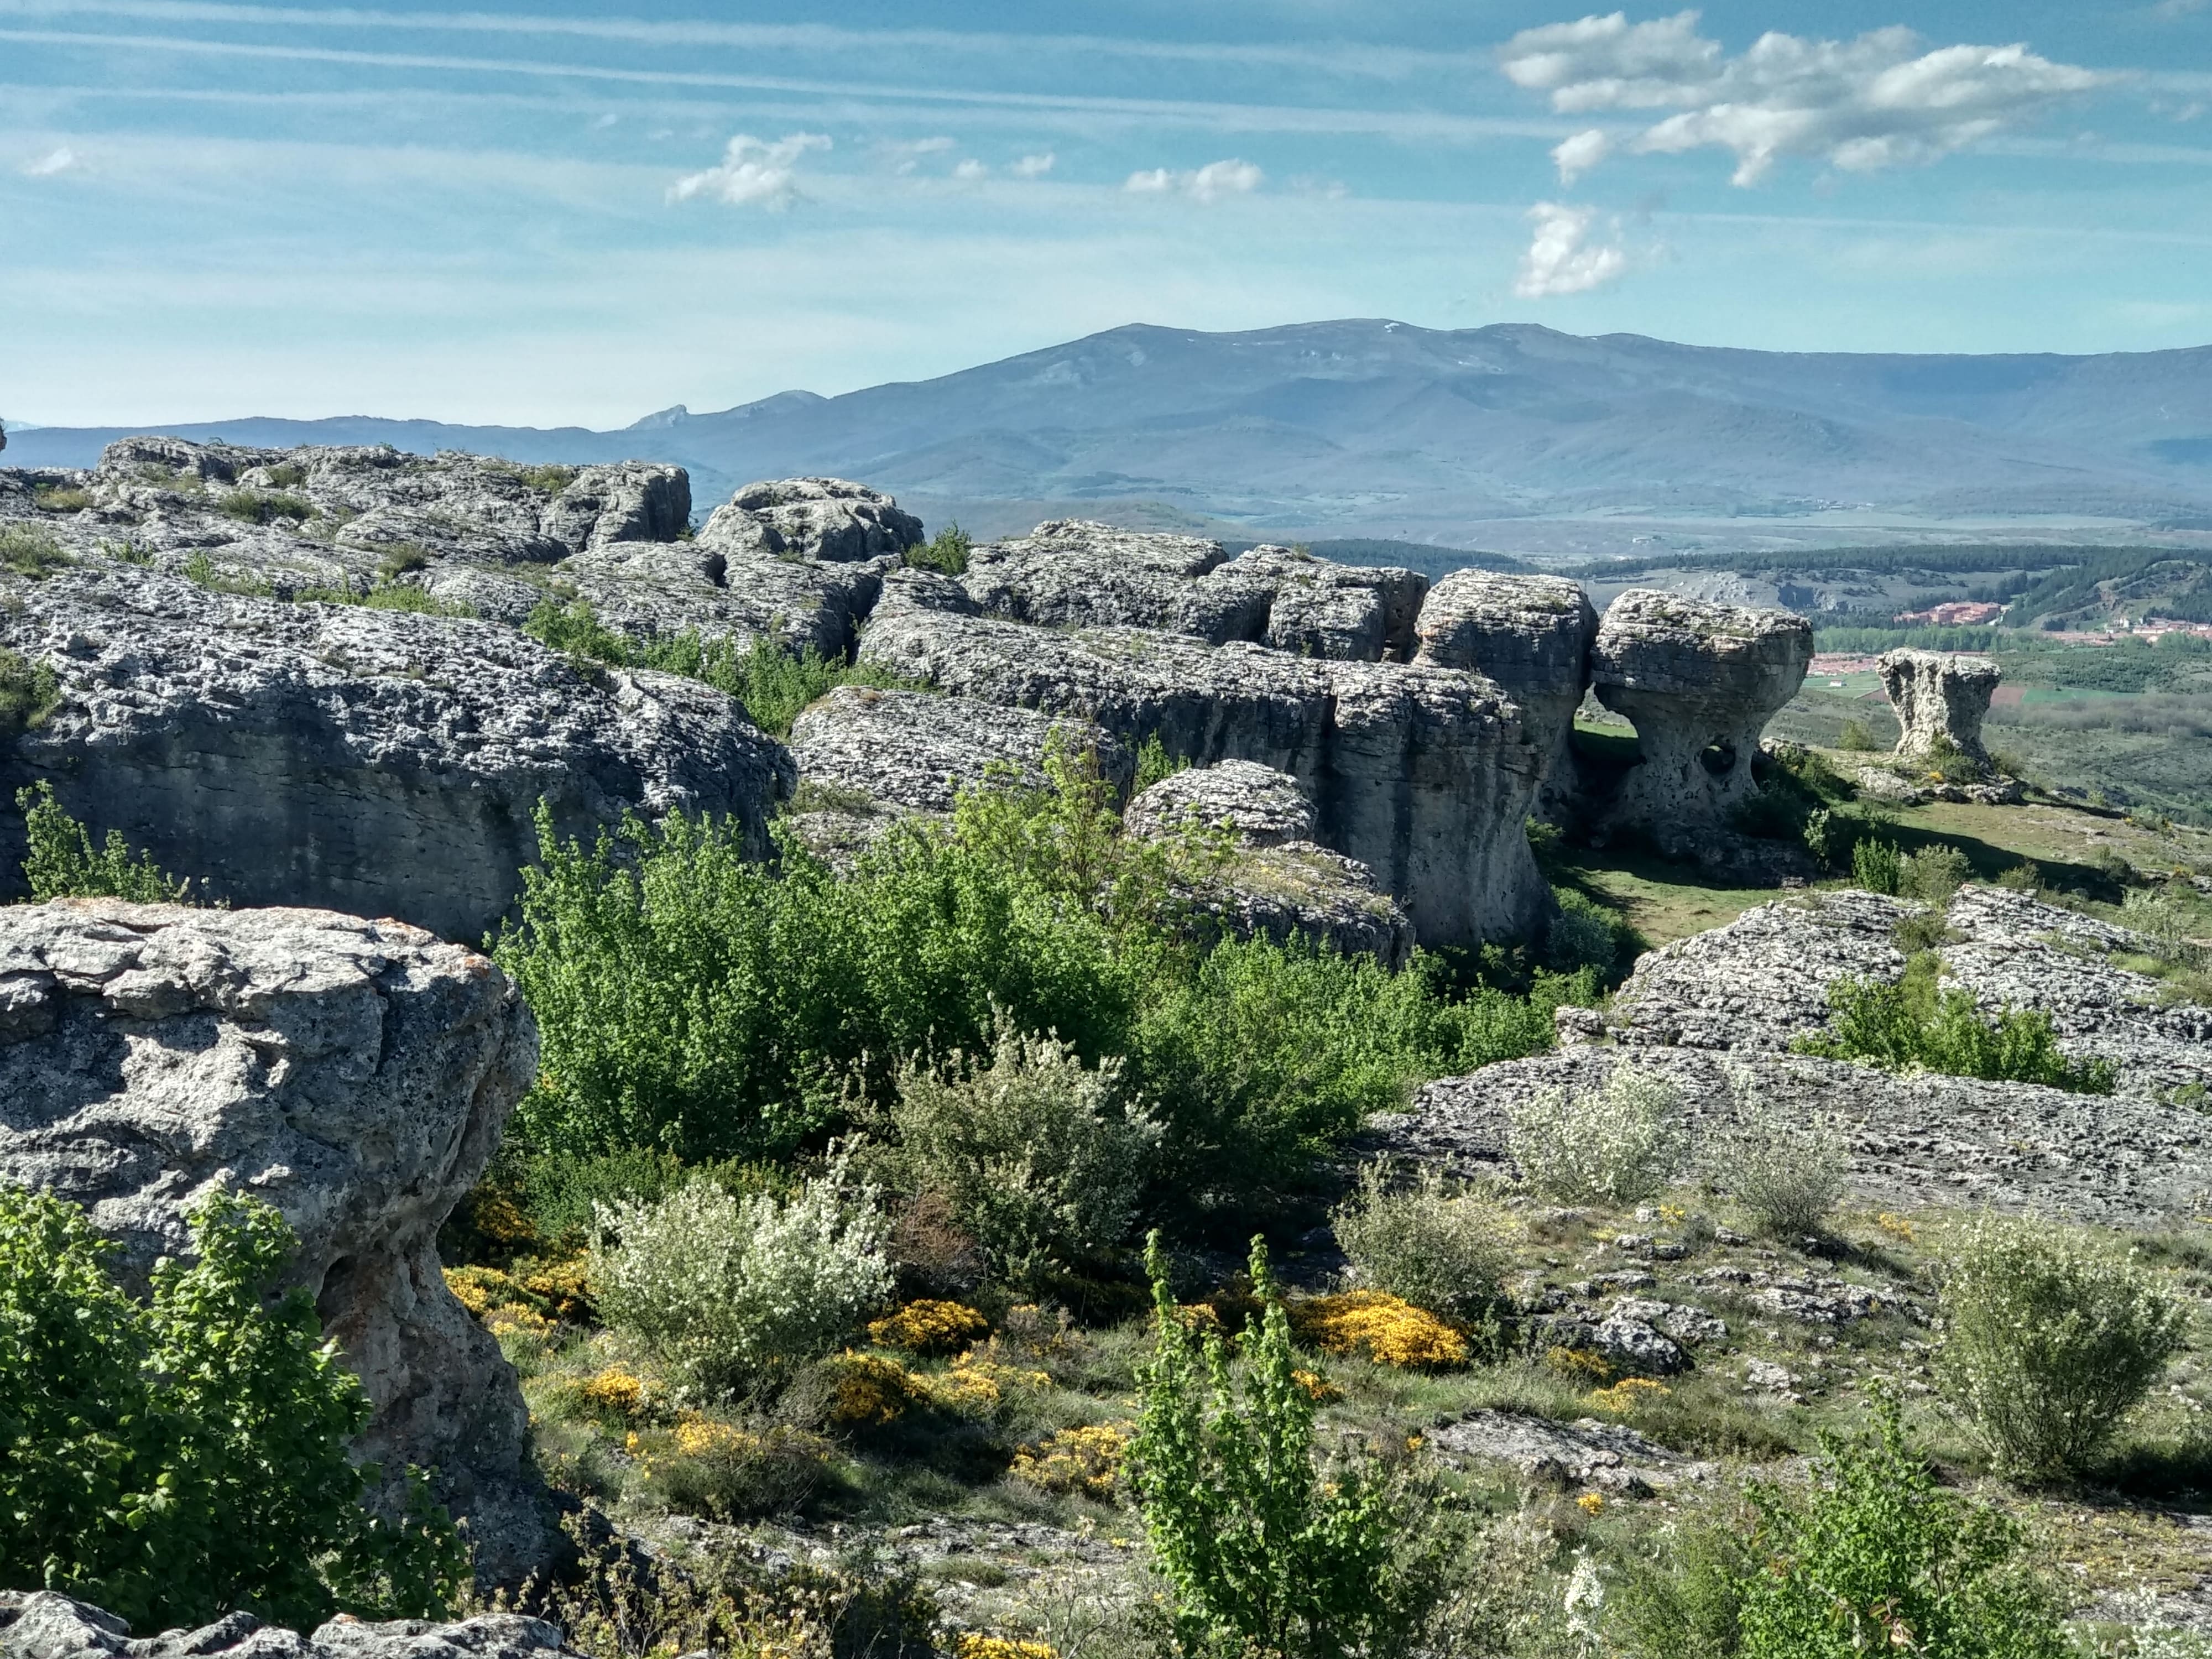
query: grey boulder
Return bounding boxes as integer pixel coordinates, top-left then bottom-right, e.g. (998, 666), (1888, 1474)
(1414, 572), (1598, 815)
(1879, 648), (2001, 767)
(0, 1594), (580, 1659)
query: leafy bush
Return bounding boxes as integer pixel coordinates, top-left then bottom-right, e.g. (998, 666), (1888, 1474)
(905, 524), (973, 577)
(1837, 719), (1879, 752)
(632, 1416), (830, 1519)
(0, 1187), (466, 1629)
(865, 1298), (989, 1355)
(17, 781), (194, 903)
(1289, 1291), (1468, 1370)
(1717, 1071), (1848, 1240)
(1851, 837), (1902, 895)
(1794, 962), (2116, 1094)
(217, 489), (315, 524)
(1131, 731), (1188, 795)
(1935, 1214), (2186, 1480)
(2123, 889), (2205, 969)
(1621, 1397), (2068, 1659)
(883, 1010), (1158, 1291)
(1507, 1064), (1688, 1206)
(1130, 1235), (1456, 1659)
(589, 1155), (893, 1401)
(0, 647), (59, 738)
(1545, 886), (1622, 975)
(1328, 1162), (1516, 1323)
(1898, 843), (1973, 904)
(181, 551), (272, 596)
(33, 484), (92, 514)
(262, 462), (309, 489)
(0, 523), (70, 578)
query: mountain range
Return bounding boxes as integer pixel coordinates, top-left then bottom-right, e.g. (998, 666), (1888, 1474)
(11, 320), (2212, 557)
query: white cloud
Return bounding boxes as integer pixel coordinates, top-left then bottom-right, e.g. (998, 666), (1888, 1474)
(1011, 153), (1056, 178)
(1126, 158), (1264, 201)
(23, 146), (77, 177)
(1552, 128), (1611, 183)
(590, 112), (618, 131)
(667, 132), (830, 208)
(880, 135), (956, 176)
(1514, 201), (1627, 297)
(1500, 11), (2105, 186)
(953, 158), (988, 180)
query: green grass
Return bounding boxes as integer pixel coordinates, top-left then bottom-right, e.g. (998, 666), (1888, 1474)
(32, 485), (92, 514)
(217, 490), (316, 525)
(0, 524), (71, 580)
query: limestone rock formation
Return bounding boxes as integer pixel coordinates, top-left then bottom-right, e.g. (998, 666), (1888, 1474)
(1879, 649), (2001, 766)
(1123, 758), (1317, 846)
(1589, 591), (1813, 854)
(1414, 572), (1598, 813)
(0, 903), (547, 1582)
(0, 1593), (582, 1659)
(1212, 546), (1428, 661)
(700, 476), (924, 563)
(787, 686), (1130, 815)
(859, 583), (1548, 946)
(0, 565), (790, 940)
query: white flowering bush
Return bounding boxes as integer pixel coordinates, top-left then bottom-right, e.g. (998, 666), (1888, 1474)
(1330, 1162), (1517, 1323)
(1507, 1065), (1687, 1207)
(1717, 1068), (1848, 1240)
(590, 1152), (891, 1401)
(1936, 1213), (2185, 1480)
(887, 1008), (1158, 1290)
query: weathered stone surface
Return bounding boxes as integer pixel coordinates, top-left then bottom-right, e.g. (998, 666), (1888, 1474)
(1415, 573), (1598, 814)
(1174, 841), (1416, 969)
(0, 904), (547, 1581)
(1124, 759), (1317, 847)
(557, 540), (886, 658)
(0, 1594), (580, 1659)
(958, 521), (1250, 638)
(1427, 1410), (1711, 1494)
(0, 564), (790, 940)
(1589, 590), (1812, 852)
(787, 686), (1129, 814)
(1214, 546), (1428, 661)
(1879, 649), (2001, 766)
(700, 477), (922, 564)
(859, 586), (1548, 946)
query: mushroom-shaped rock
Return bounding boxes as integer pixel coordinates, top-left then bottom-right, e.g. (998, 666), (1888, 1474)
(0, 902), (547, 1585)
(0, 566), (791, 940)
(1879, 649), (2000, 766)
(1125, 758), (1318, 846)
(788, 686), (1130, 815)
(1589, 591), (1812, 851)
(701, 476), (922, 563)
(1415, 572), (1598, 815)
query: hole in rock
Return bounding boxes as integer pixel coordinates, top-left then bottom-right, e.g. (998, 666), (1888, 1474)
(1699, 739), (1738, 777)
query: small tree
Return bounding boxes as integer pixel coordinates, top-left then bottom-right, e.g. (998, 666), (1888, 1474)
(1329, 1163), (1516, 1324)
(1507, 1065), (1688, 1207)
(1718, 1068), (1848, 1240)
(1935, 1214), (2185, 1480)
(1129, 1233), (1447, 1659)
(17, 781), (193, 903)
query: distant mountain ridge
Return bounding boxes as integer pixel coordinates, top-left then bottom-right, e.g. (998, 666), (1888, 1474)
(11, 320), (2212, 555)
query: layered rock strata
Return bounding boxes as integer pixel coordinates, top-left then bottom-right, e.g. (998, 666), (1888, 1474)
(0, 566), (790, 940)
(1414, 572), (1599, 815)
(1879, 648), (2001, 766)
(860, 576), (1547, 946)
(1589, 591), (1813, 852)
(0, 903), (547, 1582)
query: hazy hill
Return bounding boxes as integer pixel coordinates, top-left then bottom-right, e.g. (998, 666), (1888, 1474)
(12, 320), (2212, 552)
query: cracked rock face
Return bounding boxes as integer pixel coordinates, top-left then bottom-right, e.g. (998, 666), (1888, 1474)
(703, 476), (923, 564)
(0, 1592), (581, 1659)
(859, 583), (1548, 947)
(1415, 572), (1598, 815)
(1124, 758), (1317, 847)
(0, 566), (791, 941)
(1879, 649), (2000, 765)
(1589, 590), (1813, 852)
(787, 686), (1130, 816)
(0, 904), (548, 1583)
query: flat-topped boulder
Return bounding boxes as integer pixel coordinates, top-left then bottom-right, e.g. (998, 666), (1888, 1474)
(0, 903), (547, 1582)
(959, 520), (1252, 638)
(1589, 590), (1813, 852)
(1211, 546), (1428, 661)
(787, 686), (1130, 815)
(1880, 648), (2001, 766)
(698, 476), (922, 563)
(0, 564), (790, 940)
(1415, 572), (1598, 814)
(859, 585), (1547, 946)
(1125, 758), (1317, 847)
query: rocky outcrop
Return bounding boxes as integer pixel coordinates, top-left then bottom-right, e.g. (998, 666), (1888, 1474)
(1589, 591), (1813, 853)
(1214, 546), (1428, 662)
(0, 903), (547, 1582)
(0, 1592), (583, 1659)
(1414, 572), (1598, 815)
(787, 686), (1130, 815)
(1124, 761), (1415, 967)
(0, 565), (790, 941)
(859, 580), (1548, 947)
(1879, 649), (2000, 766)
(700, 477), (923, 563)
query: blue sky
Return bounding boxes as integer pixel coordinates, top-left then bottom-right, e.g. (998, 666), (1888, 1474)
(3, 0), (2209, 426)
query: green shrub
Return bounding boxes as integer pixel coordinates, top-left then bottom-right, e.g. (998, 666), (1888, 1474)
(1329, 1162), (1516, 1323)
(1838, 719), (1879, 752)
(1544, 886), (1623, 975)
(1898, 843), (1973, 904)
(1726, 1397), (2067, 1659)
(181, 551), (272, 596)
(0, 647), (60, 738)
(2122, 889), (2204, 969)
(1802, 806), (1847, 868)
(1129, 1234), (1455, 1659)
(589, 1155), (892, 1402)
(1131, 732), (1187, 795)
(262, 462), (309, 489)
(1936, 1214), (2186, 1480)
(0, 1187), (466, 1629)
(1717, 1068), (1846, 1240)
(0, 524), (70, 579)
(17, 781), (194, 903)
(1851, 837), (1902, 895)
(883, 1009), (1158, 1292)
(375, 546), (430, 580)
(1507, 1063), (1688, 1206)
(1794, 962), (2116, 1094)
(217, 489), (315, 525)
(522, 593), (633, 663)
(33, 485), (92, 514)
(905, 524), (973, 577)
